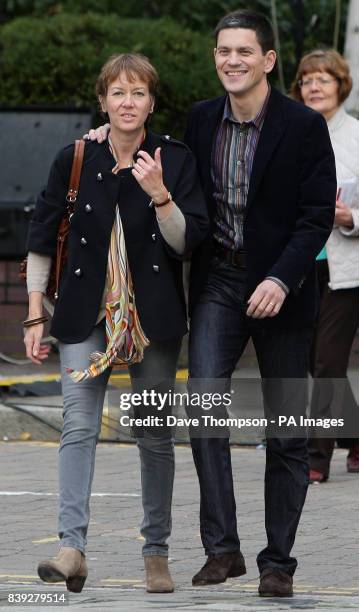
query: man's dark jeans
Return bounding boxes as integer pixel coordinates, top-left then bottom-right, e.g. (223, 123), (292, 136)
(188, 257), (311, 576)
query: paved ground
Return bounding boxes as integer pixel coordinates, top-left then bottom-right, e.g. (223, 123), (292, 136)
(0, 441), (358, 611)
(1, 345), (359, 610)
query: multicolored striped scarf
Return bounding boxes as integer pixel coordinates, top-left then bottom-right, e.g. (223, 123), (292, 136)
(67, 140), (149, 382)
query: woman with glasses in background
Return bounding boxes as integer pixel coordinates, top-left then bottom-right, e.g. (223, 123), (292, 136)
(291, 49), (359, 483)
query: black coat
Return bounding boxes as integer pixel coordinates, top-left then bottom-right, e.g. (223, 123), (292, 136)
(27, 130), (209, 343)
(185, 87), (337, 329)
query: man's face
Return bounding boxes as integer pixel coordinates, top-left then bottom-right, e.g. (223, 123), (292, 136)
(214, 28), (276, 97)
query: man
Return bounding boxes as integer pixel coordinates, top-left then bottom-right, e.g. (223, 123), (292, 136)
(184, 9), (336, 598)
(87, 10), (336, 597)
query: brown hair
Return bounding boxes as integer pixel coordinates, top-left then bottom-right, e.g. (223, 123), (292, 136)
(290, 49), (352, 105)
(214, 9), (274, 53)
(96, 53), (159, 100)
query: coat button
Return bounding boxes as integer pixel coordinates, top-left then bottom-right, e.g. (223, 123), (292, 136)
(74, 268), (82, 277)
(153, 265), (160, 273)
(85, 204), (92, 213)
(151, 233), (156, 242)
(97, 172), (103, 181)
(80, 237), (87, 246)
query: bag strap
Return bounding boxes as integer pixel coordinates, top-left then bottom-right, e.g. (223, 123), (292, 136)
(53, 140), (85, 299)
(66, 139), (85, 207)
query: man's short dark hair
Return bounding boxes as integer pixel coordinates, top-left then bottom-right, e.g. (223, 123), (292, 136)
(214, 9), (275, 54)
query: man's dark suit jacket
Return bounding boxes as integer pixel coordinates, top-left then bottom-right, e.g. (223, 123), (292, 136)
(185, 86), (337, 329)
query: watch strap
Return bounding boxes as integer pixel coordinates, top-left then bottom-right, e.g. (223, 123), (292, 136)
(152, 191), (172, 208)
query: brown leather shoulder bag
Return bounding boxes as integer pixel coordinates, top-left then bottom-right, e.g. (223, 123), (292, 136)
(20, 139), (85, 301)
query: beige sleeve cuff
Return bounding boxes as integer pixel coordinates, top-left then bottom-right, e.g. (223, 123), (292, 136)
(156, 202), (186, 254)
(26, 251), (52, 294)
(27, 251), (106, 320)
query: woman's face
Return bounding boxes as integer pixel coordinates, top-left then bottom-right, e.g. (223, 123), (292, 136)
(100, 71), (153, 133)
(300, 70), (340, 120)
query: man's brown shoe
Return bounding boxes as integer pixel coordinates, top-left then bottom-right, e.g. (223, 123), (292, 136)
(192, 551), (246, 586)
(144, 556), (174, 593)
(347, 445), (359, 472)
(309, 469), (328, 484)
(258, 568), (293, 597)
(37, 546), (87, 593)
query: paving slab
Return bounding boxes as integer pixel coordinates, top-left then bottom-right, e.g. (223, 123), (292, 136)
(0, 442), (358, 611)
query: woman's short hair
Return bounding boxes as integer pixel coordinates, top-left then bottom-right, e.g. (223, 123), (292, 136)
(290, 49), (352, 104)
(96, 53), (159, 99)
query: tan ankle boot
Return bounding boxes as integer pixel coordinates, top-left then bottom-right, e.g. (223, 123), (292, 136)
(37, 546), (87, 592)
(144, 556), (174, 593)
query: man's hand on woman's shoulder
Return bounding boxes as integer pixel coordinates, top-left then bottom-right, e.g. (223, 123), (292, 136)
(83, 123), (110, 143)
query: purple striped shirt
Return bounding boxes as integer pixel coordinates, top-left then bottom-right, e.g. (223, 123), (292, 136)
(211, 86), (271, 251)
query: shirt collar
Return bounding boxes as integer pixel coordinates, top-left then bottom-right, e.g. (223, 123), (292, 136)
(223, 84), (271, 130)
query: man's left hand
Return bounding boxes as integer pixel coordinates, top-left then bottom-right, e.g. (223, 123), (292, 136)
(246, 279), (286, 319)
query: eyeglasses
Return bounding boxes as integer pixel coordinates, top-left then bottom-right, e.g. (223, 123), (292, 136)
(298, 77), (338, 88)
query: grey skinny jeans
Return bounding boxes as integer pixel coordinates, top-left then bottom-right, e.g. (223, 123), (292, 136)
(58, 323), (181, 557)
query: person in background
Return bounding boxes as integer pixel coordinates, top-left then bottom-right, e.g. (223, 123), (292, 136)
(292, 49), (359, 484)
(24, 53), (208, 593)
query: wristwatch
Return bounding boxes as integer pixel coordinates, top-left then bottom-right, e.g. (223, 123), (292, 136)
(151, 191), (172, 208)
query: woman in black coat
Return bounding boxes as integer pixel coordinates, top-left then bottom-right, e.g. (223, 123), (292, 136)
(24, 53), (208, 593)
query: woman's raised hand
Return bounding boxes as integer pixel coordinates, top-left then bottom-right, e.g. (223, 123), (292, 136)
(132, 147), (168, 203)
